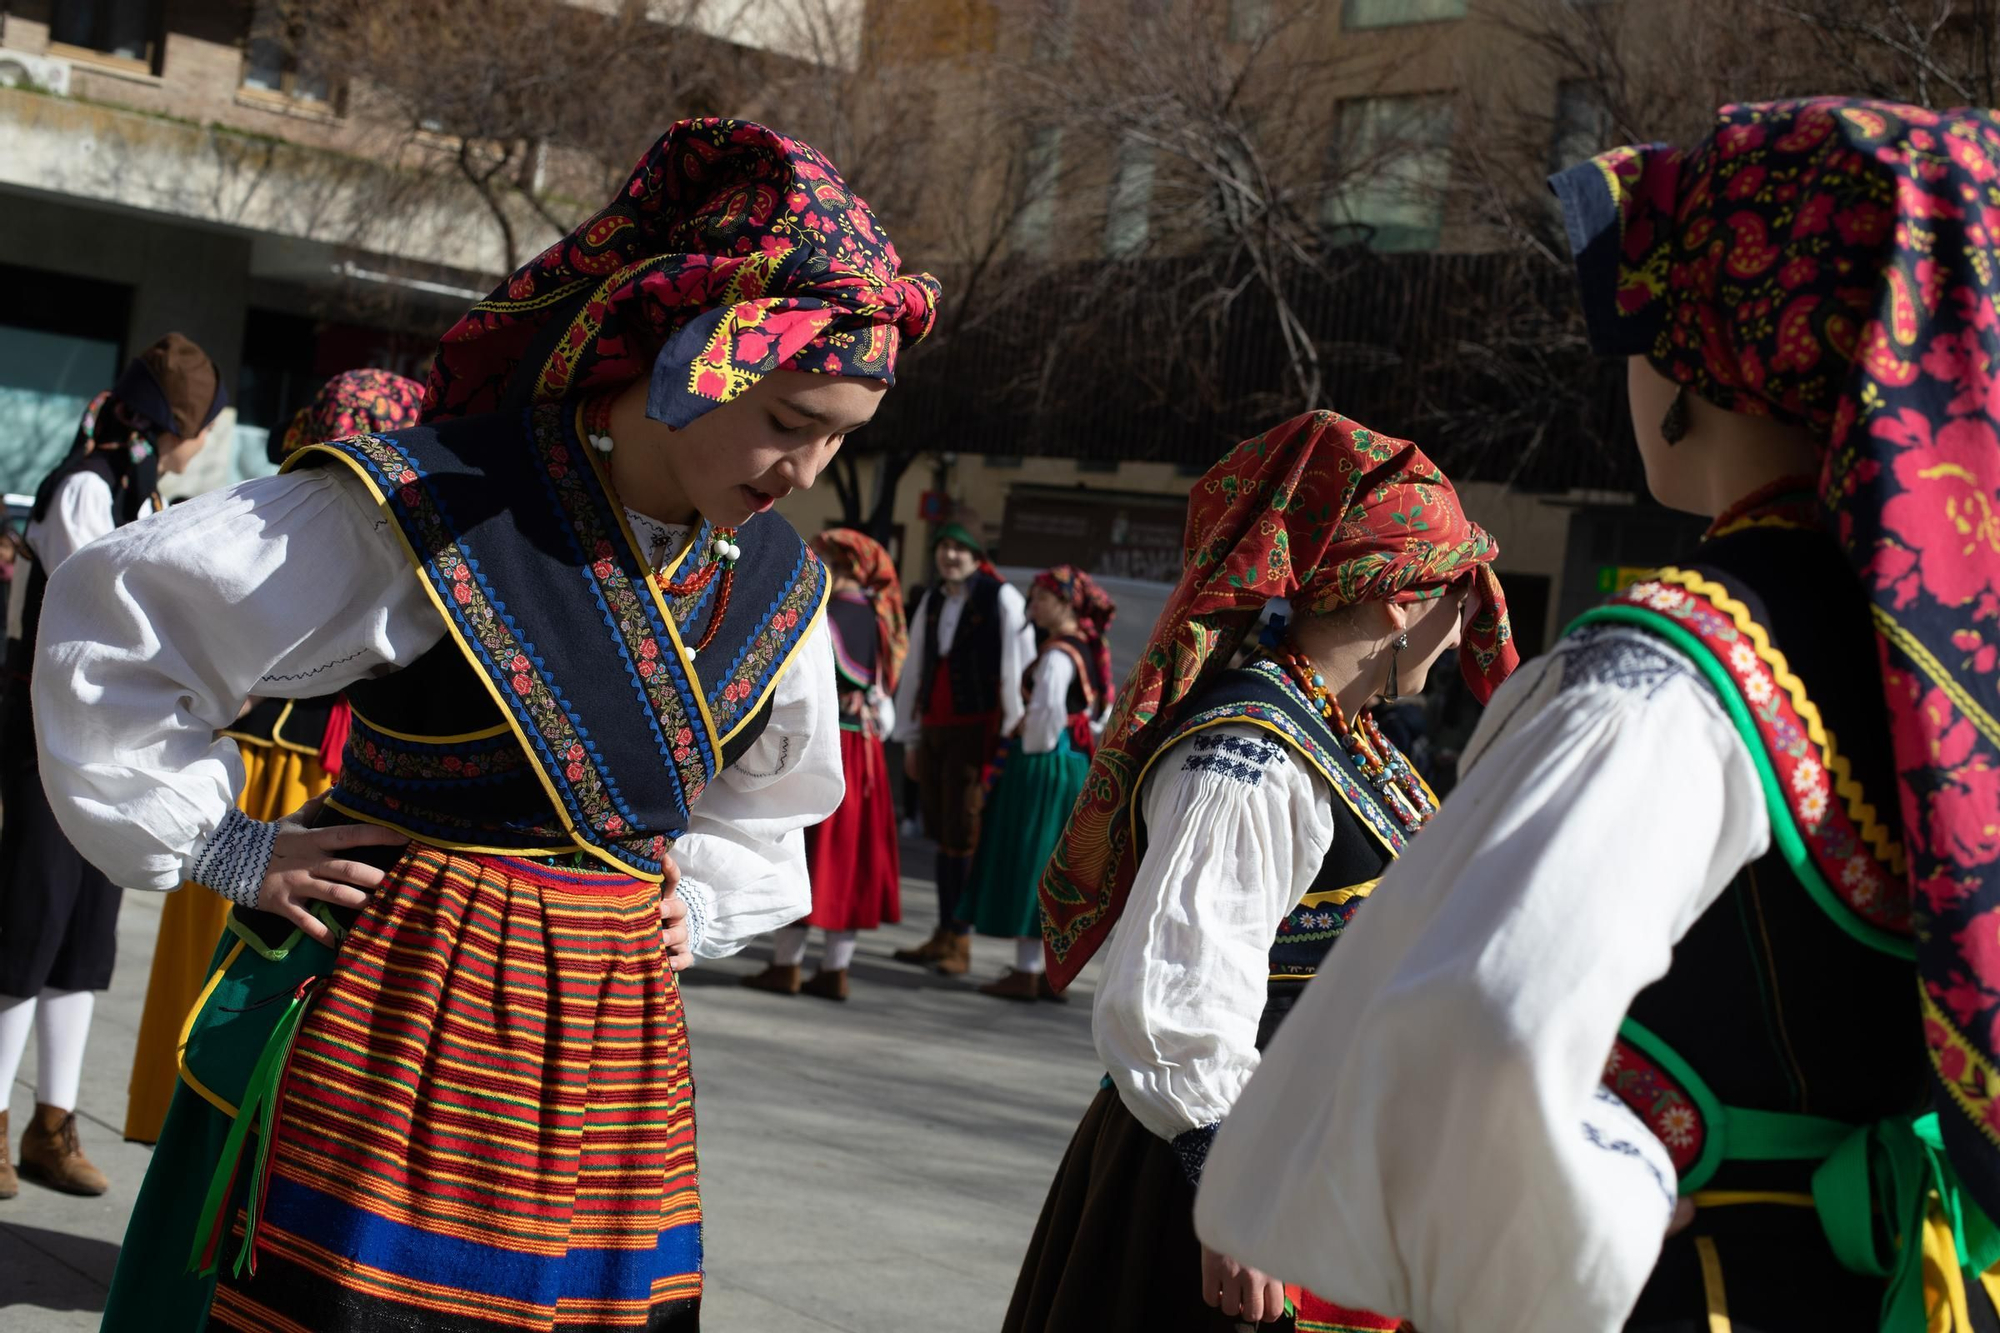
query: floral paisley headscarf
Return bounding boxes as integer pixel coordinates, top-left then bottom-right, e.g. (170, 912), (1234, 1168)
(1032, 564), (1117, 704)
(423, 119), (941, 426)
(273, 369), (425, 464)
(1039, 410), (1516, 990)
(812, 527), (907, 692)
(1552, 98), (2000, 1223)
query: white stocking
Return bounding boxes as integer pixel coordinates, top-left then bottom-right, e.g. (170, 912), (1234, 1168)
(0, 992), (35, 1098)
(770, 925), (810, 968)
(1014, 937), (1046, 974)
(821, 931), (858, 973)
(34, 988), (93, 1111)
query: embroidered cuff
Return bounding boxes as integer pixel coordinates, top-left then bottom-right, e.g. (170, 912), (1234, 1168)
(191, 808), (278, 910)
(1172, 1122), (1222, 1189)
(677, 876), (713, 960)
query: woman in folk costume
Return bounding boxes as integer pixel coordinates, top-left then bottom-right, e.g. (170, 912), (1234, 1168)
(0, 335), (224, 1199)
(1197, 99), (2000, 1333)
(890, 521), (1035, 972)
(1008, 411), (1516, 1332)
(34, 119), (937, 1332)
(743, 526), (907, 1001)
(957, 564), (1115, 1001)
(123, 368), (426, 1146)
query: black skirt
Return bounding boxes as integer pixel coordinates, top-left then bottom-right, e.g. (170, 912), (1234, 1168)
(1006, 1084), (1269, 1333)
(0, 687), (119, 995)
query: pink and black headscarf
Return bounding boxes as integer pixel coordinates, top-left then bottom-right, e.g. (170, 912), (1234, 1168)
(423, 119), (941, 427)
(1553, 98), (2000, 1219)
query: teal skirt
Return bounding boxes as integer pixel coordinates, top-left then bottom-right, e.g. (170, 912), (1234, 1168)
(960, 733), (1090, 939)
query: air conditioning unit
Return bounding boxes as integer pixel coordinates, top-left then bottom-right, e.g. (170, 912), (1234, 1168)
(0, 51), (73, 97)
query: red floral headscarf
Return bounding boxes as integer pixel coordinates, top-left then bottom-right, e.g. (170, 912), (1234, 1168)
(275, 369), (425, 462)
(424, 119), (941, 427)
(1553, 98), (2000, 1222)
(1032, 564), (1117, 703)
(1039, 410), (1516, 989)
(813, 528), (907, 693)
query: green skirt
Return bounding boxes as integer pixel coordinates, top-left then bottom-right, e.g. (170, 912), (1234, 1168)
(960, 732), (1090, 939)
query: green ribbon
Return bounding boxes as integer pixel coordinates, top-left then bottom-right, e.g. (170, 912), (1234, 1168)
(1811, 1113), (2000, 1331)
(186, 978), (319, 1279)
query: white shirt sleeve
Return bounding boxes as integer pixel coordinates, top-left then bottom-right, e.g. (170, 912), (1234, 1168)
(997, 582), (1033, 737)
(1193, 629), (1772, 1333)
(26, 470), (117, 573)
(890, 591), (928, 744)
(1095, 722), (1335, 1141)
(1019, 649), (1077, 754)
(31, 467), (441, 892)
(674, 613), (844, 960)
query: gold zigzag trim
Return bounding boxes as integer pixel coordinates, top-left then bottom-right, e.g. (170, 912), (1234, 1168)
(1873, 605), (2000, 753)
(1922, 986), (2000, 1150)
(1653, 568), (1906, 876)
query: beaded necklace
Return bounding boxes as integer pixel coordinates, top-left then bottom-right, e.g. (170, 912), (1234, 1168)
(583, 394), (741, 658)
(1266, 643), (1437, 833)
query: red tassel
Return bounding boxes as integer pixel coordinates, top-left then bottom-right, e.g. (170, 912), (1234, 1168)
(318, 696), (352, 777)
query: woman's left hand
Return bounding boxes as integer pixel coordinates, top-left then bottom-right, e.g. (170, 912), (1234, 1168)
(660, 853), (693, 971)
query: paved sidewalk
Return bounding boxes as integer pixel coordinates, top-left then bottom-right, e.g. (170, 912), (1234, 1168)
(2, 845), (1104, 1331)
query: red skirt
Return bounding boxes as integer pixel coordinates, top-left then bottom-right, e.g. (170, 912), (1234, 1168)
(804, 727), (901, 931)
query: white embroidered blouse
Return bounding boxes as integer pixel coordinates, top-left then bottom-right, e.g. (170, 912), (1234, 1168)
(31, 466), (841, 960)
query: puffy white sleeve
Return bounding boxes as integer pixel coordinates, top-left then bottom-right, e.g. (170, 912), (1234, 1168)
(1019, 649), (1076, 754)
(890, 591), (928, 745)
(996, 582), (1034, 737)
(27, 470), (117, 572)
(674, 613), (844, 960)
(1095, 723), (1335, 1141)
(1193, 628), (1772, 1333)
(31, 467), (442, 892)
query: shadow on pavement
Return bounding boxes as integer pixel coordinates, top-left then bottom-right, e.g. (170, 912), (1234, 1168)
(0, 1221), (120, 1312)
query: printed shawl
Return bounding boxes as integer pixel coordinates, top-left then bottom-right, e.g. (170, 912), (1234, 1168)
(423, 119), (941, 429)
(813, 527), (907, 692)
(1039, 410), (1515, 989)
(1553, 98), (2000, 1222)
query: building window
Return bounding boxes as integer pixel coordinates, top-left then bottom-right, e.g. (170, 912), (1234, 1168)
(51, 0), (161, 65)
(1016, 126), (1065, 257)
(1031, 0), (1076, 63)
(1103, 136), (1157, 259)
(243, 0), (331, 103)
(1323, 94), (1454, 252)
(1341, 0), (1467, 27)
(1229, 0), (1273, 41)
(1549, 79), (1613, 175)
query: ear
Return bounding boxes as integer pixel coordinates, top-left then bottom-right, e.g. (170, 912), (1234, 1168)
(1381, 600), (1413, 633)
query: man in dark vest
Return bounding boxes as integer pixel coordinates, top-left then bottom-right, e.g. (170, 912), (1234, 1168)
(891, 523), (1033, 974)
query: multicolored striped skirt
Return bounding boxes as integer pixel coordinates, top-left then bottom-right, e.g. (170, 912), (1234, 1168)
(103, 844), (700, 1332)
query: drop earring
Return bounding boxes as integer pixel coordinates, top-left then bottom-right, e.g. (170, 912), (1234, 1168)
(1660, 385), (1691, 446)
(1384, 632), (1409, 702)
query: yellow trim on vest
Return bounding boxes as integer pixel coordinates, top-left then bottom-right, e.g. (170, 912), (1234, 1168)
(1652, 567), (1904, 877)
(285, 443), (631, 877)
(1298, 878), (1380, 911)
(176, 936), (250, 1120)
(347, 703), (511, 746)
(1688, 1190), (1815, 1209)
(1694, 1235), (1731, 1333)
(266, 699), (324, 756)
(319, 796), (612, 871)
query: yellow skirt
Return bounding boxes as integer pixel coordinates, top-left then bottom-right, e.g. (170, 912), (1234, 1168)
(123, 741), (331, 1143)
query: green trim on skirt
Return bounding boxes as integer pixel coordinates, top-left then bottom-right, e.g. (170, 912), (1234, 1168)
(960, 733), (1090, 938)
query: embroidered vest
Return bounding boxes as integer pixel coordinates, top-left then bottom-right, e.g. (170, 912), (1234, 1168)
(916, 574), (1005, 720)
(1029, 633), (1106, 754)
(284, 403), (827, 881)
(221, 696), (340, 756)
(828, 593), (878, 734)
(1140, 658), (1420, 1049)
(1574, 523), (1919, 1194)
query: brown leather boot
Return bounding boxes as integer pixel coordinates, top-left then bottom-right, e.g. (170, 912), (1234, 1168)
(1037, 973), (1070, 1004)
(978, 968), (1041, 1002)
(934, 932), (972, 977)
(891, 926), (950, 965)
(19, 1104), (108, 1196)
(801, 969), (849, 1002)
(739, 963), (801, 995)
(0, 1110), (16, 1199)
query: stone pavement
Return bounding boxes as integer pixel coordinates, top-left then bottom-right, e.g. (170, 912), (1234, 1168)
(1, 843), (1105, 1332)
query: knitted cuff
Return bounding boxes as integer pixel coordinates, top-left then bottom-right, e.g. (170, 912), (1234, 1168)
(1171, 1122), (1221, 1189)
(191, 808), (278, 910)
(677, 877), (712, 959)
